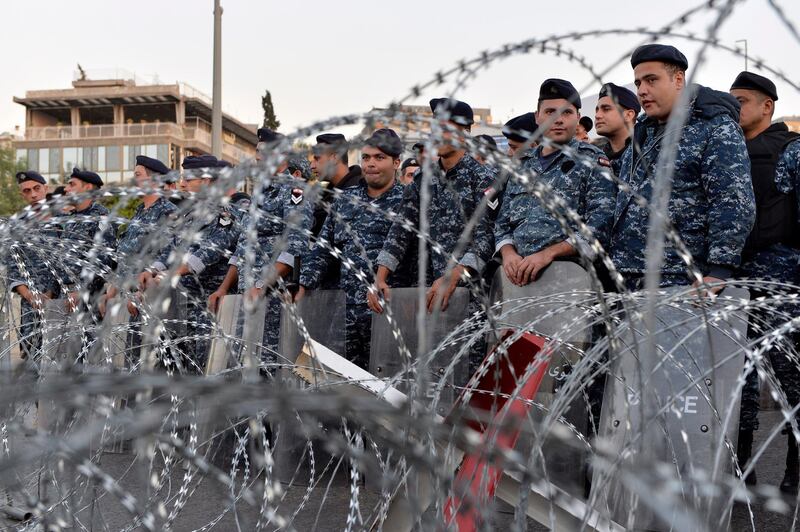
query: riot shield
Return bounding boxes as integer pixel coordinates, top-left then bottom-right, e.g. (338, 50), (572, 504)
(205, 294), (244, 376)
(369, 286), (470, 416)
(272, 289), (346, 485)
(487, 260), (594, 498)
(38, 300), (83, 432)
(591, 286), (750, 531)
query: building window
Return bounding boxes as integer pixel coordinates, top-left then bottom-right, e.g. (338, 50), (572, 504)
(98, 147), (106, 172)
(49, 149), (60, 177)
(106, 146), (121, 171)
(158, 144), (169, 165)
(26, 149), (39, 171)
(15, 149), (26, 164)
(82, 146), (99, 170)
(39, 149), (49, 174)
(63, 147), (79, 173)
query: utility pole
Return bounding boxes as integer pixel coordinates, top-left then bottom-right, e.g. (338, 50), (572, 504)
(211, 0), (223, 158)
(736, 39), (748, 71)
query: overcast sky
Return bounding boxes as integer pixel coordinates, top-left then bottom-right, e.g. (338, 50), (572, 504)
(3, 0), (800, 136)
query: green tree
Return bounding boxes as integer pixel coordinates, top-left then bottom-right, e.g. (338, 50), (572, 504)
(261, 90), (281, 130)
(0, 146), (26, 216)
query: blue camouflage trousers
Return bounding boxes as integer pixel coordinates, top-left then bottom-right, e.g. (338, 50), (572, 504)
(738, 245), (800, 431)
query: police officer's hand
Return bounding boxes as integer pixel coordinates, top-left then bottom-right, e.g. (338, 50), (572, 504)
(138, 271), (158, 291)
(500, 246), (523, 285)
(518, 251), (553, 285)
(127, 300), (139, 318)
(692, 276), (725, 299)
(207, 289), (226, 313)
(426, 265), (466, 313)
(367, 266), (392, 314)
(293, 286), (306, 303)
(245, 286), (263, 303)
(98, 294), (109, 317)
(65, 291), (80, 313)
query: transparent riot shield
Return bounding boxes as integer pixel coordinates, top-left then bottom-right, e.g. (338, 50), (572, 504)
(591, 286), (750, 531)
(369, 287), (470, 416)
(205, 294), (244, 376)
(272, 289), (346, 485)
(38, 299), (84, 433)
(487, 260), (593, 498)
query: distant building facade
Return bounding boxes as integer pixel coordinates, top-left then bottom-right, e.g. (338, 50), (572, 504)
(13, 72), (257, 183)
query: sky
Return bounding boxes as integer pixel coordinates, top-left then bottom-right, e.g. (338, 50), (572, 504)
(3, 0), (800, 136)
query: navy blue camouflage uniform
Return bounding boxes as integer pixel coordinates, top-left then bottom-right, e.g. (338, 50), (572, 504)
(229, 175), (312, 363)
(495, 139), (616, 260)
(300, 181), (412, 369)
(610, 85), (755, 289)
(738, 136), (800, 431)
(56, 202), (117, 295)
(376, 154), (496, 373)
(151, 202), (240, 370)
(6, 209), (62, 359)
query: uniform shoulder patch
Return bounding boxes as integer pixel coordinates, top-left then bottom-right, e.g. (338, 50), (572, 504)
(218, 211), (232, 227)
(484, 186), (499, 210)
(291, 187), (304, 205)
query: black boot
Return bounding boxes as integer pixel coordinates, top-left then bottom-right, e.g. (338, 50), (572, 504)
(737, 429), (757, 485)
(780, 434), (799, 494)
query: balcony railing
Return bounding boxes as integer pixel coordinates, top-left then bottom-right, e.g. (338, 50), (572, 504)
(21, 119), (254, 162)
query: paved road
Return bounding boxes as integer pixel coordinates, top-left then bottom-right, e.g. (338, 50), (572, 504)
(0, 409), (797, 531)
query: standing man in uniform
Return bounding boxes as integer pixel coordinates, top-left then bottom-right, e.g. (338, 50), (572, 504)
(100, 155), (177, 318)
(495, 79), (616, 286)
(610, 44), (754, 291)
(503, 112), (538, 158)
(297, 129), (412, 369)
(58, 168), (116, 310)
(367, 98), (496, 375)
(730, 71), (800, 492)
(138, 155), (240, 371)
(399, 157), (420, 186)
(6, 171), (59, 359)
(594, 83), (640, 175)
(207, 129), (312, 363)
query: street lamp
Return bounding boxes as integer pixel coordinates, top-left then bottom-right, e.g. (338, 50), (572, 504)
(735, 39), (748, 71)
(212, 0), (223, 159)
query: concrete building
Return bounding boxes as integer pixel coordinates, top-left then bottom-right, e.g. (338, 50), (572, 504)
(12, 73), (258, 183)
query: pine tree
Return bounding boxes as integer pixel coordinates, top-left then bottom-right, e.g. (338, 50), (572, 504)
(261, 90), (281, 130)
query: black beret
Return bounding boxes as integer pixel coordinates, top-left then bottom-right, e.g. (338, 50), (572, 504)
(475, 134), (497, 150)
(182, 154), (218, 169)
(579, 116), (594, 132)
(502, 112), (538, 142)
(598, 83), (641, 113)
(181, 154), (219, 178)
(257, 127), (283, 143)
(230, 191), (251, 204)
(731, 71), (778, 101)
(630, 44), (688, 70)
(412, 142), (425, 152)
(16, 170), (46, 185)
(401, 158), (420, 172)
(135, 155), (170, 175)
(215, 159), (233, 168)
(364, 128), (403, 158)
(70, 167), (103, 187)
(316, 133), (346, 146)
(538, 79), (581, 109)
(429, 98), (474, 126)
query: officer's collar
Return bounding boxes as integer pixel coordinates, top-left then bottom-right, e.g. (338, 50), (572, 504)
(73, 201), (97, 215)
(439, 152), (473, 178)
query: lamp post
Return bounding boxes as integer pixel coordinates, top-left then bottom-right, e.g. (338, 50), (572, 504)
(736, 39), (748, 71)
(211, 0), (223, 158)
